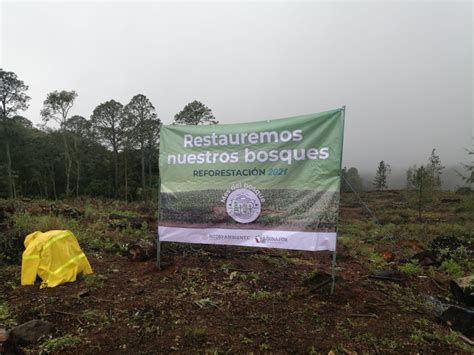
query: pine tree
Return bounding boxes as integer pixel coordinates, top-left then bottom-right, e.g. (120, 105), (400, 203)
(122, 94), (160, 191)
(0, 69), (31, 198)
(373, 161), (390, 190)
(427, 149), (444, 190)
(341, 166), (364, 192)
(174, 100), (217, 125)
(41, 90), (78, 197)
(412, 166), (430, 219)
(458, 148), (474, 189)
(90, 100), (124, 196)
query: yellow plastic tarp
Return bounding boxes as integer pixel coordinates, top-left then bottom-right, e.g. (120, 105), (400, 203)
(21, 230), (93, 288)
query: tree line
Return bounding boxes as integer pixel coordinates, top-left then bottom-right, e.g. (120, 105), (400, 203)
(0, 69), (217, 200)
(343, 150), (448, 193)
(343, 147), (473, 193)
(1, 68), (472, 201)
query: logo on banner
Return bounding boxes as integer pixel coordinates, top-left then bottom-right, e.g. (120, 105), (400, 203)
(226, 187), (261, 223)
(255, 233), (288, 244)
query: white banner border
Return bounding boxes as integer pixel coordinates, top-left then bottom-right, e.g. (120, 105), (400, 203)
(158, 226), (336, 252)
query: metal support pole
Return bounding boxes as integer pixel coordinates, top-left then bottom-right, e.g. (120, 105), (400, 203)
(331, 105), (346, 295)
(156, 232), (161, 271)
(330, 250), (337, 294)
(156, 123), (163, 270)
(157, 176), (161, 270)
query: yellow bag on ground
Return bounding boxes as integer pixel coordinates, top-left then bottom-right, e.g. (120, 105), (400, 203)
(21, 230), (93, 288)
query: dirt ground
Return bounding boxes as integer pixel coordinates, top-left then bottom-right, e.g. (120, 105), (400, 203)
(1, 250), (459, 354)
(0, 192), (473, 354)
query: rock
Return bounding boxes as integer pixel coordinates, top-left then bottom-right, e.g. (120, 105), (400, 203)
(369, 269), (406, 282)
(0, 328), (8, 342)
(0, 328), (9, 354)
(412, 250), (442, 266)
(127, 239), (156, 261)
(450, 275), (474, 307)
(440, 306), (474, 338)
(9, 320), (53, 345)
(456, 275), (474, 289)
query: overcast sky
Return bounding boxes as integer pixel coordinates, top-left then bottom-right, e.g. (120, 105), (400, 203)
(1, 1), (472, 179)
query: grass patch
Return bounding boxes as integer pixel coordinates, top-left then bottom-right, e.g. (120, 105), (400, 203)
(81, 309), (109, 326)
(399, 261), (423, 276)
(0, 300), (16, 327)
(39, 334), (81, 353)
(14, 212), (76, 235)
(440, 259), (464, 278)
(251, 290), (273, 301)
(83, 274), (107, 290)
(184, 326), (208, 344)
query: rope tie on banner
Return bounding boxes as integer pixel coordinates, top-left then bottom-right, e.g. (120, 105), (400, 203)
(341, 175), (381, 227)
(341, 175), (397, 250)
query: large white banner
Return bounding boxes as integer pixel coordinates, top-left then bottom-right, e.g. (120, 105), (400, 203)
(159, 109), (345, 251)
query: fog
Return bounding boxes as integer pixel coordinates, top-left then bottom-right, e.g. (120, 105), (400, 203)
(1, 1), (472, 189)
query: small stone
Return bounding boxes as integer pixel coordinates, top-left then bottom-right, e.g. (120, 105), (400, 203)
(9, 320), (53, 345)
(0, 328), (8, 342)
(412, 250), (442, 266)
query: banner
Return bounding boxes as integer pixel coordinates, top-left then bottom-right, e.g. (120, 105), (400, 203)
(158, 108), (345, 251)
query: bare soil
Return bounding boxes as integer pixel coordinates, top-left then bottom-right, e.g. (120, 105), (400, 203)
(0, 192), (472, 354)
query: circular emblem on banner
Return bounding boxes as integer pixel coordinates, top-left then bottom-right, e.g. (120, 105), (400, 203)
(226, 188), (261, 223)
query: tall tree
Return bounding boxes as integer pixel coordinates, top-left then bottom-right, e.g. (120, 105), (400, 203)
(90, 100), (123, 195)
(67, 115), (92, 197)
(174, 100), (218, 125)
(120, 121), (134, 201)
(144, 118), (161, 190)
(373, 161), (390, 191)
(0, 116), (33, 198)
(0, 69), (30, 117)
(5, 116), (33, 196)
(122, 94), (160, 191)
(457, 148), (474, 188)
(407, 165), (431, 219)
(41, 90), (78, 198)
(427, 149), (444, 190)
(341, 166), (364, 192)
(19, 125), (62, 199)
(0, 69), (31, 198)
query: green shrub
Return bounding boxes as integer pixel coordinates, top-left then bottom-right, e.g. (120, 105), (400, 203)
(368, 252), (386, 271)
(81, 309), (109, 325)
(399, 261), (422, 276)
(440, 259), (463, 278)
(0, 300), (16, 327)
(251, 290), (273, 300)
